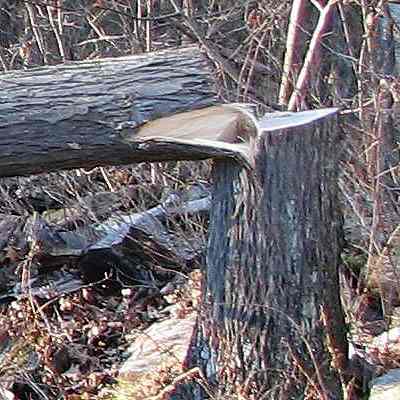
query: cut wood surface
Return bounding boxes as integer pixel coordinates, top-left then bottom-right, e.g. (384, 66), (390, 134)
(0, 46), (218, 177)
(128, 103), (259, 167)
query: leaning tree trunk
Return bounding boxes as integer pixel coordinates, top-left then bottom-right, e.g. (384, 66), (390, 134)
(0, 46), (217, 177)
(190, 109), (348, 399)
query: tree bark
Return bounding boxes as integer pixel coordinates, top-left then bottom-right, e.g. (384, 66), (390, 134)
(0, 46), (217, 177)
(191, 108), (348, 399)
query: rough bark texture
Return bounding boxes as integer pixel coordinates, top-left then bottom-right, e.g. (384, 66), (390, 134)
(192, 109), (347, 399)
(0, 46), (217, 177)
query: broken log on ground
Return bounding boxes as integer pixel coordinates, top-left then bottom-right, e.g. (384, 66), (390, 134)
(0, 186), (210, 301)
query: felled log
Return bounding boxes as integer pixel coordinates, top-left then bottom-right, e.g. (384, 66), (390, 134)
(0, 46), (218, 177)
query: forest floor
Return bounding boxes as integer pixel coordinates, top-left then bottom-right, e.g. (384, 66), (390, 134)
(0, 162), (208, 400)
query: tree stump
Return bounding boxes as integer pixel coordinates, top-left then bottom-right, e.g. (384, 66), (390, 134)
(190, 109), (348, 399)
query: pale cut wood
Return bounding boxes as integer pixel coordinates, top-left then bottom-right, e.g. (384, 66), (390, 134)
(128, 104), (259, 167)
(133, 104), (256, 143)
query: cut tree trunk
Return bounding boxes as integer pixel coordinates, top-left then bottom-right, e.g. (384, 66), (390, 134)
(0, 46), (218, 177)
(0, 46), (348, 397)
(187, 108), (348, 399)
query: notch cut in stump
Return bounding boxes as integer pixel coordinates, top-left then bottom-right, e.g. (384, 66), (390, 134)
(186, 108), (348, 400)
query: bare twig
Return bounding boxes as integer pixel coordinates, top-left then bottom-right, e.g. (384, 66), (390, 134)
(279, 0), (308, 106)
(288, 0), (339, 111)
(47, 4), (66, 61)
(25, 1), (48, 64)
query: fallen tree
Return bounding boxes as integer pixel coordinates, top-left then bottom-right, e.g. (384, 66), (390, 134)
(0, 46), (218, 176)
